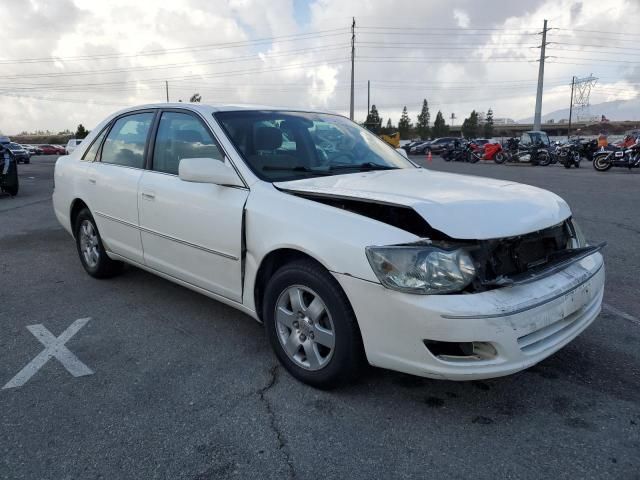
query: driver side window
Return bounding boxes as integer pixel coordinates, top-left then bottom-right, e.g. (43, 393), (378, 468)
(152, 112), (224, 175)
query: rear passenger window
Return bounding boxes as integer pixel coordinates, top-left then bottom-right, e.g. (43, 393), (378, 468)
(152, 112), (224, 175)
(101, 113), (154, 168)
(82, 127), (108, 162)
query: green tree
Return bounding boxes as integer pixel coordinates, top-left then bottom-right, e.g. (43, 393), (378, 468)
(461, 110), (480, 138)
(415, 99), (431, 139)
(365, 104), (382, 133)
(190, 93), (202, 102)
(398, 106), (412, 139)
(75, 124), (88, 139)
(386, 118), (392, 129)
(432, 110), (449, 137)
(483, 108), (494, 138)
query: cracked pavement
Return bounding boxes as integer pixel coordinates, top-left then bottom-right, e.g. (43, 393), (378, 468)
(0, 156), (639, 479)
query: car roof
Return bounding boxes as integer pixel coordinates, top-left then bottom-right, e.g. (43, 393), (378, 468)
(109, 102), (339, 118)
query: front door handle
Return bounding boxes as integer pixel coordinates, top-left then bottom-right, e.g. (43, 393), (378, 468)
(88, 178), (96, 184)
(141, 192), (155, 200)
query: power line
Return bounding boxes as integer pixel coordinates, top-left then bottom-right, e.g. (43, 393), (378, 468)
(0, 29), (350, 65)
(554, 27), (640, 38)
(357, 25), (538, 33)
(0, 44), (349, 80)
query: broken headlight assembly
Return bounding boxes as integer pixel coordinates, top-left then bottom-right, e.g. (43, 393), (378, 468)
(569, 219), (587, 248)
(365, 245), (476, 294)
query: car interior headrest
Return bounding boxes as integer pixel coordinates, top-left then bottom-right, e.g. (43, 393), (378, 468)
(255, 126), (283, 151)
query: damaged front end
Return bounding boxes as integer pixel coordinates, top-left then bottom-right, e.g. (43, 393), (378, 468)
(469, 220), (605, 290)
(285, 189), (603, 295)
(367, 218), (604, 295)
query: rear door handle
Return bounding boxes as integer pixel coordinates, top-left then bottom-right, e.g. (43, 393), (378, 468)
(141, 192), (155, 200)
(88, 178), (96, 184)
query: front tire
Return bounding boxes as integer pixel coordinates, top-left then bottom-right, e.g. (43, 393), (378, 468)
(74, 208), (124, 278)
(263, 260), (364, 389)
(593, 154), (612, 171)
(494, 152), (506, 164)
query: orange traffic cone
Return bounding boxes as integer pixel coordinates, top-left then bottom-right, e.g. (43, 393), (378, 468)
(427, 150), (433, 163)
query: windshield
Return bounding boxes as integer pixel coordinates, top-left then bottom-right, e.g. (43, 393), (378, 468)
(215, 110), (416, 181)
(8, 143), (23, 151)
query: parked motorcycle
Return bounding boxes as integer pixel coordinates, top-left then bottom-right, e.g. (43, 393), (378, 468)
(593, 142), (640, 171)
(441, 140), (469, 162)
(574, 138), (599, 162)
(466, 142), (504, 163)
(495, 139), (552, 166)
(556, 142), (582, 168)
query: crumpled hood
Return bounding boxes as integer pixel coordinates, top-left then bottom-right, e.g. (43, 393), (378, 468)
(274, 168), (571, 240)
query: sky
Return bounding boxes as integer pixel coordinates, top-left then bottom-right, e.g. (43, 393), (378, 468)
(1, 0), (640, 134)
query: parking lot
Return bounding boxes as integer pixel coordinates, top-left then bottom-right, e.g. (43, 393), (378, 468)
(1, 155), (639, 479)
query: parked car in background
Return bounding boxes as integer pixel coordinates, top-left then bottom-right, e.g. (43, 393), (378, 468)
(424, 137), (460, 154)
(39, 144), (65, 155)
(471, 138), (490, 147)
(409, 140), (432, 154)
(53, 103), (605, 388)
(402, 140), (425, 154)
(65, 138), (84, 154)
(7, 143), (30, 164)
(22, 145), (38, 156)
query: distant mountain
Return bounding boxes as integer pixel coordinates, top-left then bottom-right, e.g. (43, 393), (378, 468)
(519, 97), (640, 123)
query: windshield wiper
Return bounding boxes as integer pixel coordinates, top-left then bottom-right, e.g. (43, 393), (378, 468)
(262, 165), (332, 175)
(328, 162), (399, 172)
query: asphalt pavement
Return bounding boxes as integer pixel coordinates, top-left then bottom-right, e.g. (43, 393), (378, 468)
(0, 155), (638, 479)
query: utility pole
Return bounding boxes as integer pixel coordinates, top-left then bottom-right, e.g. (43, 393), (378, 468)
(367, 80), (370, 115)
(165, 81), (169, 102)
(533, 19), (548, 130)
(350, 17), (355, 120)
(567, 76), (575, 139)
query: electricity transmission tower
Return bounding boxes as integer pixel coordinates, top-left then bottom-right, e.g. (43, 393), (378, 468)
(573, 75), (598, 121)
(568, 75), (598, 137)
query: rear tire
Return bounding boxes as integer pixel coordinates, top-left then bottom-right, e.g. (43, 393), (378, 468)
(593, 154), (612, 172)
(467, 152), (479, 163)
(74, 208), (124, 278)
(494, 152), (506, 164)
(263, 259), (364, 389)
(538, 151), (551, 166)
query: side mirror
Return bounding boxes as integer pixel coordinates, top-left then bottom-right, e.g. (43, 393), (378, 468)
(396, 148), (408, 159)
(178, 157), (243, 186)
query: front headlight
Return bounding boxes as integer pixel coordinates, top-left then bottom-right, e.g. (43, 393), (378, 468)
(570, 219), (587, 248)
(365, 245), (476, 294)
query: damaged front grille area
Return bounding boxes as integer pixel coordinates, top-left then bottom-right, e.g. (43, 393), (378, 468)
(471, 220), (604, 291)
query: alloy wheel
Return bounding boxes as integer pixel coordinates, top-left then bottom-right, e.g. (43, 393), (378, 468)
(274, 285), (335, 371)
(79, 219), (100, 268)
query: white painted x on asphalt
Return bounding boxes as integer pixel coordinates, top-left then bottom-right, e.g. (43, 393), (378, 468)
(2, 318), (94, 390)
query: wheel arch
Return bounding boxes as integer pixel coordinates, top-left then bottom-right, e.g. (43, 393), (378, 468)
(69, 198), (90, 237)
(253, 248), (340, 323)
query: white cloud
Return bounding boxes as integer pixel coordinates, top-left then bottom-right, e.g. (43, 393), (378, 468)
(1, 0), (639, 134)
(453, 9), (470, 28)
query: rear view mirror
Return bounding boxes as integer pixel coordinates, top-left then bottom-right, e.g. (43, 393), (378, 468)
(396, 148), (408, 159)
(178, 158), (244, 187)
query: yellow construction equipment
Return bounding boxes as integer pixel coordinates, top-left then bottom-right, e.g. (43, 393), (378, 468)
(380, 132), (400, 148)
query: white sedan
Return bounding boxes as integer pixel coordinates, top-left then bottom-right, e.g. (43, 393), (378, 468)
(53, 103), (605, 388)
